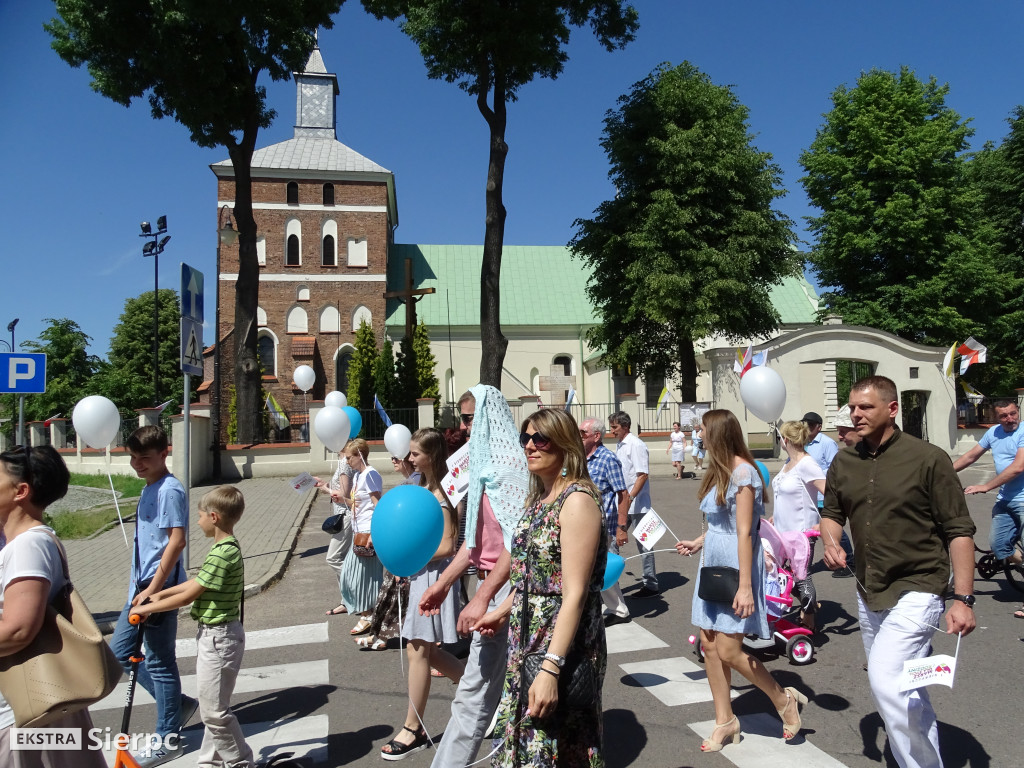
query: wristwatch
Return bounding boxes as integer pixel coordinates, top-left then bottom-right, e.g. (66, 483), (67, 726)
(543, 652), (566, 668)
(951, 593), (975, 608)
(617, 524), (628, 533)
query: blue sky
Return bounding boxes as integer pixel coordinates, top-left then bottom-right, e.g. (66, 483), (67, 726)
(1, 2), (1022, 359)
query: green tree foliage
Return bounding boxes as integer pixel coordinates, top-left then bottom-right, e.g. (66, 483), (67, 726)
(799, 67), (1000, 349)
(96, 289), (193, 409)
(413, 321), (440, 414)
(373, 339), (398, 408)
(0, 319), (101, 432)
(361, 0), (638, 387)
(47, 0), (344, 444)
(964, 107), (1024, 391)
(346, 320), (378, 410)
(570, 62), (797, 400)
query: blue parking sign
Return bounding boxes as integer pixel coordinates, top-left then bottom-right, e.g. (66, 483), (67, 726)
(0, 353), (47, 394)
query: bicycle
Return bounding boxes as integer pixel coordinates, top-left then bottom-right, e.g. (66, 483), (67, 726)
(974, 535), (1024, 593)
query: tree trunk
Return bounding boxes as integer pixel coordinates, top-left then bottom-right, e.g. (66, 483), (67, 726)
(229, 139), (262, 446)
(678, 330), (698, 402)
(478, 74), (509, 388)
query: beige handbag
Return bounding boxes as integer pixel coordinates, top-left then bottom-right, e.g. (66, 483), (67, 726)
(0, 530), (121, 727)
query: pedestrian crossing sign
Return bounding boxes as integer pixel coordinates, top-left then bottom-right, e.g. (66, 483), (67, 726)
(180, 317), (204, 376)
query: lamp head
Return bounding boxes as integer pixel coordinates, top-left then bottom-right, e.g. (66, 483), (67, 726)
(156, 215), (167, 233)
(6, 318), (17, 333)
(143, 241), (156, 256)
(140, 221), (152, 235)
(159, 235), (171, 249)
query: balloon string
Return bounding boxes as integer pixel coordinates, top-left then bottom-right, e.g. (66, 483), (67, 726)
(623, 548), (677, 560)
(105, 457), (129, 548)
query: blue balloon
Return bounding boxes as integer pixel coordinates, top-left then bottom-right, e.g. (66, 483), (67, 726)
(371, 485), (444, 577)
(342, 406), (362, 438)
(755, 460), (771, 488)
(602, 552), (626, 591)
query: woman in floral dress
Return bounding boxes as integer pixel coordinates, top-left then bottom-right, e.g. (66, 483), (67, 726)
(477, 408), (607, 767)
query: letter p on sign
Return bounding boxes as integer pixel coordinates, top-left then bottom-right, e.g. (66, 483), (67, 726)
(0, 353), (47, 394)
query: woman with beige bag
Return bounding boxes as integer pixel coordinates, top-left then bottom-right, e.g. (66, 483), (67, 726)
(0, 446), (108, 767)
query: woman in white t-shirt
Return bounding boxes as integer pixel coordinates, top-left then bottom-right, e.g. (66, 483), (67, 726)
(0, 446), (106, 767)
(770, 421), (826, 631)
(339, 438), (385, 635)
(315, 453), (356, 616)
(667, 422), (687, 479)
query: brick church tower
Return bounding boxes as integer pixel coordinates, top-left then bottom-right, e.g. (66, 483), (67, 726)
(208, 43), (397, 440)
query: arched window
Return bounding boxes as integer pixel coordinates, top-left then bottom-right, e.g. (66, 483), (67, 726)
(321, 220), (338, 267)
(351, 305), (372, 331)
(256, 306), (267, 326)
(287, 181), (299, 205)
(323, 183), (335, 206)
(336, 347), (354, 393)
(553, 355), (572, 376)
(285, 218), (301, 266)
(257, 332), (277, 377)
(296, 285), (310, 301)
(256, 236), (266, 266)
(320, 305), (341, 332)
(286, 306), (308, 333)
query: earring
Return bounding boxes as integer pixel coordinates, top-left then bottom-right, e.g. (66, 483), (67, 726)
(561, 467), (568, 478)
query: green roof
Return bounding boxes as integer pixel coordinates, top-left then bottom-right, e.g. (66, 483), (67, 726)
(386, 244), (818, 329)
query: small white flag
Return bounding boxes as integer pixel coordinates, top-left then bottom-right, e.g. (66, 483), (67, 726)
(898, 654), (958, 692)
(632, 507), (667, 551)
(289, 472), (317, 493)
(154, 400), (174, 414)
(565, 387), (576, 411)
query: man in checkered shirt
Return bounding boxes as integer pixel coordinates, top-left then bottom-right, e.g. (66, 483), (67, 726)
(580, 416), (631, 624)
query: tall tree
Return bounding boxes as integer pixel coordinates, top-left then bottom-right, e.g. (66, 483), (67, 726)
(47, 0), (344, 444)
(570, 62), (797, 400)
(1, 318), (101, 429)
(965, 107), (1024, 391)
(346, 320), (379, 410)
(97, 289), (193, 410)
(799, 67), (1000, 348)
(361, 0), (639, 386)
(372, 338), (398, 408)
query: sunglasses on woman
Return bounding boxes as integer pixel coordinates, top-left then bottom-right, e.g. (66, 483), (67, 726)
(519, 431), (552, 450)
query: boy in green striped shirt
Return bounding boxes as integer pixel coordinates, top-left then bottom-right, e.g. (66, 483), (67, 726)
(131, 486), (254, 767)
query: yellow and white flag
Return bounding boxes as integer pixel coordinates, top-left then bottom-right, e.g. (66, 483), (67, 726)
(941, 342), (958, 380)
(266, 393), (290, 430)
(656, 386), (672, 412)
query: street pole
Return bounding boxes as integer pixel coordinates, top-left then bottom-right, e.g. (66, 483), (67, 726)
(8, 319), (22, 445)
(140, 217), (170, 406)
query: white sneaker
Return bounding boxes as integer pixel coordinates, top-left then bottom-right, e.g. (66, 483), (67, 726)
(134, 743), (184, 767)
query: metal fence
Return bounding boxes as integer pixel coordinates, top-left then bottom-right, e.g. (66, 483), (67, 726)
(956, 396), (1020, 426)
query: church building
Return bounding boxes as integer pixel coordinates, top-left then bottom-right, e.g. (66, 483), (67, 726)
(205, 44), (821, 438)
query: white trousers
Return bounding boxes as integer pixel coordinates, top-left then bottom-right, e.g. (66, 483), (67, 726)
(325, 513), (353, 577)
(601, 535), (629, 618)
(858, 591), (944, 768)
(195, 621), (254, 768)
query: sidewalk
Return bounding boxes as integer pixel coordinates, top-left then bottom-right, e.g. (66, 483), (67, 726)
(64, 477), (319, 632)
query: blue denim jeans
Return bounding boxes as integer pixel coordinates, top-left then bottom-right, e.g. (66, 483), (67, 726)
(110, 601), (182, 739)
(991, 499), (1024, 561)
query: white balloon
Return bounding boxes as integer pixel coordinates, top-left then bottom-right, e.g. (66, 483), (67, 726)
(72, 395), (121, 448)
(293, 365), (316, 393)
(314, 406), (351, 452)
(324, 390), (347, 409)
(739, 366), (787, 423)
(384, 424), (412, 460)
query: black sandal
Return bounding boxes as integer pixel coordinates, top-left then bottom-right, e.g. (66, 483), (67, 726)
(381, 726), (429, 761)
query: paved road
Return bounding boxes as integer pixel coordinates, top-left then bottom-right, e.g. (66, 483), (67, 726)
(81, 458), (1017, 767)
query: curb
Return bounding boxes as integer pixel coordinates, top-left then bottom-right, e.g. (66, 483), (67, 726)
(96, 486), (319, 635)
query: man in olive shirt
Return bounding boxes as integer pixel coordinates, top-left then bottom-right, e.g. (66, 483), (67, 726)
(821, 376), (975, 768)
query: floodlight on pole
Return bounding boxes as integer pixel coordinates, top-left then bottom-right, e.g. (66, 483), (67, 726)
(140, 216), (170, 405)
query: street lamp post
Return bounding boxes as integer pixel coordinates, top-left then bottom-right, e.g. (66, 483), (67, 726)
(140, 217), (170, 406)
(7, 319), (21, 444)
(213, 206), (237, 481)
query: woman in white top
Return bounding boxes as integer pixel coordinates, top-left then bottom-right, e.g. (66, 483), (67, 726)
(770, 421), (826, 631)
(339, 438), (385, 635)
(667, 422), (687, 479)
(0, 446), (107, 767)
(314, 454), (355, 616)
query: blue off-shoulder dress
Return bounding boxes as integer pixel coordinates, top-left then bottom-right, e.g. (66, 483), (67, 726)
(691, 463), (770, 639)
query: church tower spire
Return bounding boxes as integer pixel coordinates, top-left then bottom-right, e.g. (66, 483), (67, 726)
(294, 37), (339, 139)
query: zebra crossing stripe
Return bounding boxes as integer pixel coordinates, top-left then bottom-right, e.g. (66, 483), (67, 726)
(689, 714), (849, 767)
(98, 714), (329, 765)
(174, 622), (330, 658)
(605, 620), (669, 654)
(618, 656), (733, 707)
(92, 660), (330, 712)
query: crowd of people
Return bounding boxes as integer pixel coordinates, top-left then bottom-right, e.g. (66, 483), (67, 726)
(2, 373), (1012, 768)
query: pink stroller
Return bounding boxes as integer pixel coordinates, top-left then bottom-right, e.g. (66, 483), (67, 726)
(691, 521), (817, 665)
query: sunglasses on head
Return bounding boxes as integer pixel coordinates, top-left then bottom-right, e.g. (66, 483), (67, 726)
(519, 431), (552, 450)
(460, 413), (475, 425)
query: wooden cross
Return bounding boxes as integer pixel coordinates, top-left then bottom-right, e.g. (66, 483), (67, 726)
(383, 258), (435, 340)
(538, 368), (576, 406)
